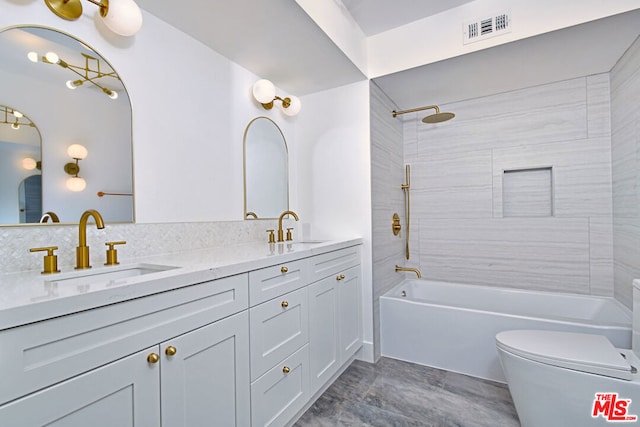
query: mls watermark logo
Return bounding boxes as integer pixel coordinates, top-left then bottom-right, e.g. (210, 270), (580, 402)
(592, 393), (638, 422)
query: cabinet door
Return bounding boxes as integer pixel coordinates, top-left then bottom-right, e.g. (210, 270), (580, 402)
(0, 347), (160, 427)
(251, 344), (310, 427)
(338, 265), (363, 362)
(308, 276), (340, 395)
(160, 311), (250, 427)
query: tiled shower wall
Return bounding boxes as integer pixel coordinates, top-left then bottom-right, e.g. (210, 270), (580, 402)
(402, 74), (614, 296)
(370, 82), (405, 361)
(612, 35), (640, 308)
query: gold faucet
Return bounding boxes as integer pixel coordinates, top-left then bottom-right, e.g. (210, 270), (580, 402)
(277, 210), (299, 242)
(76, 209), (105, 269)
(395, 265), (422, 279)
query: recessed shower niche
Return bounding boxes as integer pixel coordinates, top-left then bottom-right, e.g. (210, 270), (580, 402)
(502, 167), (553, 217)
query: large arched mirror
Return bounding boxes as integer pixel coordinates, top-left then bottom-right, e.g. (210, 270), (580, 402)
(243, 117), (288, 219)
(0, 26), (133, 225)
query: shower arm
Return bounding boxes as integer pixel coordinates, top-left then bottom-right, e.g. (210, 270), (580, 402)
(392, 105), (440, 117)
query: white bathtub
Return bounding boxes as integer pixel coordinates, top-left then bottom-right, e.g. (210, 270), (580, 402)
(380, 279), (632, 383)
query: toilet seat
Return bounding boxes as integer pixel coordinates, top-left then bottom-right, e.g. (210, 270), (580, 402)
(496, 330), (633, 380)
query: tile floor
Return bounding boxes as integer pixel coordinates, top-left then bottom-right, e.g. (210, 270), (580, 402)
(295, 357), (521, 427)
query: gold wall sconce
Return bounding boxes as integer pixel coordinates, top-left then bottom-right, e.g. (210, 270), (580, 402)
(1, 106), (35, 130)
(252, 79), (302, 117)
(29, 51), (120, 100)
(44, 0), (143, 36)
(22, 158), (42, 171)
(64, 144), (88, 192)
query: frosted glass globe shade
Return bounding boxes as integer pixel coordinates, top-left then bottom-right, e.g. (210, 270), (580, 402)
(282, 96), (301, 116)
(66, 176), (87, 192)
(22, 158), (37, 170)
(67, 144), (88, 159)
(101, 0), (143, 36)
(45, 51), (59, 64)
(253, 79), (276, 104)
(27, 52), (38, 63)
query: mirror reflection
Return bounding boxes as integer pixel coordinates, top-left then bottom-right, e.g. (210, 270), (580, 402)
(0, 26), (134, 225)
(244, 117), (288, 219)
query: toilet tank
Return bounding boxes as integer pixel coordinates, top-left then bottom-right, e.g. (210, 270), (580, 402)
(633, 280), (640, 357)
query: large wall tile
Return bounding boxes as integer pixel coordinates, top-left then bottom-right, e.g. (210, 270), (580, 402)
(418, 218), (591, 293)
(492, 137), (612, 218)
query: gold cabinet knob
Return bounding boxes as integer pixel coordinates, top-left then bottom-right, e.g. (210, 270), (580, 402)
(165, 346), (177, 356)
(281, 301), (289, 308)
(281, 266), (289, 273)
(336, 274), (346, 281)
(282, 366), (291, 374)
(147, 353), (160, 364)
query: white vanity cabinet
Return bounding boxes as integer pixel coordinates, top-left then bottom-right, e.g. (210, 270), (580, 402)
(0, 240), (363, 427)
(249, 245), (362, 426)
(0, 274), (250, 427)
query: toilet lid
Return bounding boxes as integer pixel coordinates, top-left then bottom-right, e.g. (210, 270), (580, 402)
(496, 330), (632, 381)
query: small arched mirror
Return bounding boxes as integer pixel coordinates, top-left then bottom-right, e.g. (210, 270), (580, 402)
(0, 103), (41, 223)
(243, 117), (288, 219)
(0, 26), (133, 225)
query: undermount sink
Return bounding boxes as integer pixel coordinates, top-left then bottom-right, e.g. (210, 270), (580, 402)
(45, 263), (179, 287)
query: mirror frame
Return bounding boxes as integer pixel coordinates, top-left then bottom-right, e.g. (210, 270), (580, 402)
(243, 116), (289, 220)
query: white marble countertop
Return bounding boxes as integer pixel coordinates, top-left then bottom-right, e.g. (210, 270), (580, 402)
(0, 238), (362, 330)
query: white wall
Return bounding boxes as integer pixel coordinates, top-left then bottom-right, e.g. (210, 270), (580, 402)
(367, 0), (640, 78)
(0, 2), (299, 224)
(294, 81), (373, 361)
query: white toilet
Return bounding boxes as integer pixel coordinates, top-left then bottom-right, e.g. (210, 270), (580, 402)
(496, 280), (640, 427)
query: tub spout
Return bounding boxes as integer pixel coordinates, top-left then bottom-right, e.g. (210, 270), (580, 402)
(395, 265), (422, 279)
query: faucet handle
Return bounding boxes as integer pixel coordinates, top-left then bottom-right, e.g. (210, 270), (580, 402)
(29, 246), (61, 274)
(266, 230), (276, 244)
(105, 241), (126, 266)
(286, 228), (294, 241)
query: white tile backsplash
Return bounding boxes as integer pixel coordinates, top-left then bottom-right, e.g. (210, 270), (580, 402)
(0, 219), (292, 275)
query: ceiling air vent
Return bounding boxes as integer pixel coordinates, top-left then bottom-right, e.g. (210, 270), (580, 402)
(463, 12), (511, 45)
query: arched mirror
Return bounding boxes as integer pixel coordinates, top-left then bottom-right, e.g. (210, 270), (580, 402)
(243, 117), (288, 219)
(0, 26), (133, 225)
(0, 103), (41, 223)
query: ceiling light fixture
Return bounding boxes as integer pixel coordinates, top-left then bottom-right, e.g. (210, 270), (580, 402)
(44, 0), (143, 36)
(64, 144), (88, 192)
(252, 79), (302, 117)
(1, 105), (35, 130)
(29, 51), (121, 100)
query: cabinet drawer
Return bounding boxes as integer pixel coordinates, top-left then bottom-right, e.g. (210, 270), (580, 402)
(249, 286), (308, 381)
(308, 246), (361, 283)
(249, 258), (308, 306)
(250, 344), (310, 427)
(0, 273), (248, 404)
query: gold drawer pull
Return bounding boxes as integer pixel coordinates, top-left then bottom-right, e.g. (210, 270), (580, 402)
(165, 346), (177, 356)
(281, 301), (289, 308)
(281, 266), (289, 273)
(336, 274), (346, 281)
(147, 353), (159, 364)
(282, 366), (291, 374)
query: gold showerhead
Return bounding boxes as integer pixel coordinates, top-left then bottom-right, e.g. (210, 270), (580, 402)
(392, 105), (455, 124)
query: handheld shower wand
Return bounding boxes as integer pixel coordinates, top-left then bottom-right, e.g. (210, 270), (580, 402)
(401, 164), (411, 260)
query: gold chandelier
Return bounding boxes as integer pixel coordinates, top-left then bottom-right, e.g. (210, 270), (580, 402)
(29, 51), (122, 100)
